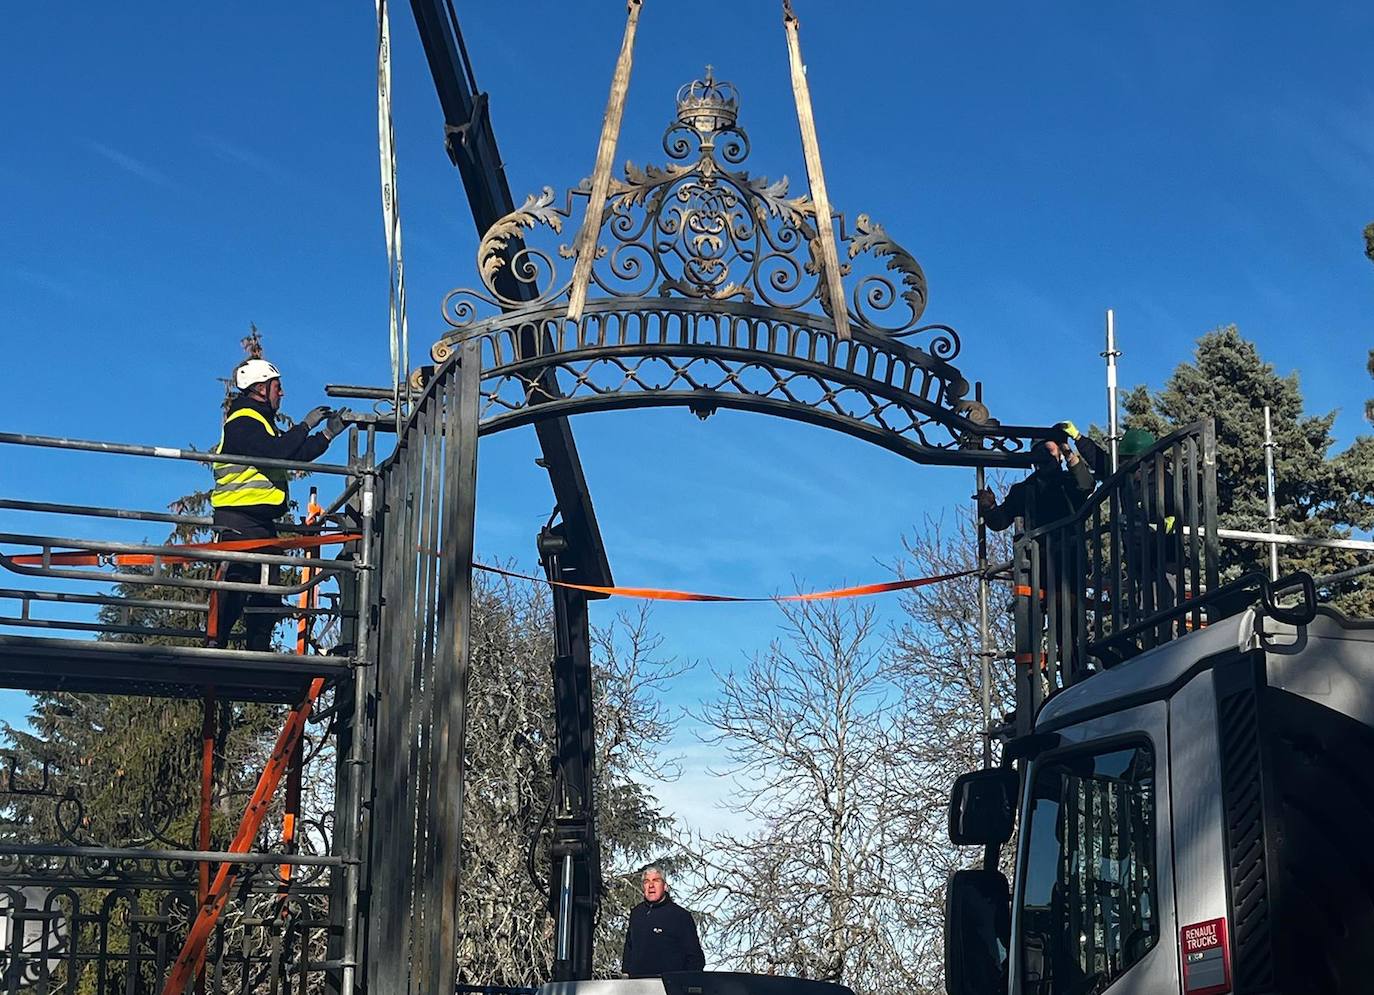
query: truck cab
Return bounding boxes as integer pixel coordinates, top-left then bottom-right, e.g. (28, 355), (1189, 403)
(945, 604), (1374, 995)
(945, 422), (1374, 994)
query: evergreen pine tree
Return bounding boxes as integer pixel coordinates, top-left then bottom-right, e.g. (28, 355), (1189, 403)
(1122, 325), (1374, 614)
(1363, 222), (1374, 426)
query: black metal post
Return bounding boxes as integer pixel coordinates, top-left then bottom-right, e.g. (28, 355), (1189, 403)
(539, 526), (599, 982)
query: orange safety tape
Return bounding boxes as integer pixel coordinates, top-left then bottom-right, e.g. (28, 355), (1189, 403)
(475, 563), (978, 603)
(10, 532), (361, 567)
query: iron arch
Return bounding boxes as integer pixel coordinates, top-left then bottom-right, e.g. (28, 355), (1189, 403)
(411, 73), (1047, 468)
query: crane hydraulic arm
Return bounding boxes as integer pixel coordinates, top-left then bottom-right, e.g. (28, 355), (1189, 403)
(407, 0), (611, 588)
(407, 1), (607, 982)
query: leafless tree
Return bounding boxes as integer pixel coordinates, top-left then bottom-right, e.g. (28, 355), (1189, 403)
(691, 510), (1015, 995)
(887, 508), (1017, 992)
(455, 570), (693, 984)
(694, 598), (926, 993)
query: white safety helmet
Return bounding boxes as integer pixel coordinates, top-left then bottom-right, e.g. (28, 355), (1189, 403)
(234, 358), (282, 391)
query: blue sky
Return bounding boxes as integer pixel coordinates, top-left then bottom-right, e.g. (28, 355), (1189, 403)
(3, 4), (1373, 832)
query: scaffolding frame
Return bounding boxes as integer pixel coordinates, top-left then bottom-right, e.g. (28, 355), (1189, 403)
(0, 423), (380, 994)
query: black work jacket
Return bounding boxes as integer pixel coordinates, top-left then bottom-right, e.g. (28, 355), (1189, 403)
(213, 396), (330, 530)
(621, 896), (705, 977)
(982, 458), (1095, 534)
(1074, 436), (1111, 483)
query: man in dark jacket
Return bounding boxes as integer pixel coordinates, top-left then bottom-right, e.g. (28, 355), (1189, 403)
(209, 358), (350, 650)
(978, 436), (1095, 671)
(976, 437), (1094, 534)
(621, 866), (705, 977)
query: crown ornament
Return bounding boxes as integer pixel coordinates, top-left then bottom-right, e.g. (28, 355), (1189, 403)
(675, 66), (740, 133)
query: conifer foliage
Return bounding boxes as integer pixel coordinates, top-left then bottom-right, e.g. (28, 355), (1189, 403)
(1121, 325), (1374, 613)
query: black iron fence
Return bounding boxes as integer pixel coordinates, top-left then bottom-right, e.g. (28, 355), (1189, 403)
(0, 856), (337, 994)
(1011, 422), (1220, 733)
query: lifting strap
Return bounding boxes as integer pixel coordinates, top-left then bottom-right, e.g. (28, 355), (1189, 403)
(566, 0), (643, 324)
(782, 0), (851, 340)
(376, 0), (410, 429)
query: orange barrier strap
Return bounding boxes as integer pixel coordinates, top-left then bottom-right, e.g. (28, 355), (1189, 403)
(474, 563), (977, 603)
(10, 532), (361, 567)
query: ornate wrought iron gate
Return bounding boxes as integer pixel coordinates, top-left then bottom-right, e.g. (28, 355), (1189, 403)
(0, 73), (1058, 994)
(343, 72), (1052, 995)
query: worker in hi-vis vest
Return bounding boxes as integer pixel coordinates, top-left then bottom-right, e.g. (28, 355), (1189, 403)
(209, 358), (350, 651)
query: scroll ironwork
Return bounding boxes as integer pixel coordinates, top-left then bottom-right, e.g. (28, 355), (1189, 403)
(427, 72), (1042, 465)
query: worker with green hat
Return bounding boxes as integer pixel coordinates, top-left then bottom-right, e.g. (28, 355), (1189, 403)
(1115, 425), (1186, 623)
(1119, 427), (1157, 461)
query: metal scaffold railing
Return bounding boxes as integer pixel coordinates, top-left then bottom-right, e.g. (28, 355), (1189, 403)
(1008, 421), (1221, 734)
(0, 423), (380, 994)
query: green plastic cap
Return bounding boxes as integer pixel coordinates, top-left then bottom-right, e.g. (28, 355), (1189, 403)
(1119, 427), (1157, 457)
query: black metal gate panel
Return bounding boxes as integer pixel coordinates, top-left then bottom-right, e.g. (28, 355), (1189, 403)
(362, 343), (480, 995)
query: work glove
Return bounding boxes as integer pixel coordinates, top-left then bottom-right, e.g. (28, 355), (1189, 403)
(302, 405), (332, 430)
(1055, 420), (1081, 440)
(322, 408), (353, 441)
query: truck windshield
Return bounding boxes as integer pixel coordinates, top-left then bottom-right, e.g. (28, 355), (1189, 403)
(1018, 744), (1158, 994)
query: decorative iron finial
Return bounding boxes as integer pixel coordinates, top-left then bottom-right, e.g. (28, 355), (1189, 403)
(675, 70), (740, 133)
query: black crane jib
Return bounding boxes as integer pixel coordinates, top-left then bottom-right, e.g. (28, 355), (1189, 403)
(409, 0), (612, 592)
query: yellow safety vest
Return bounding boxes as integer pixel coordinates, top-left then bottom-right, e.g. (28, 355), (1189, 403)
(211, 408), (289, 509)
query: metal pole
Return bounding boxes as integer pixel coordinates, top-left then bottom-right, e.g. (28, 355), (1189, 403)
(1214, 527), (1374, 553)
(976, 465), (992, 768)
(1104, 308), (1121, 473)
(340, 427), (378, 995)
(555, 853), (575, 964)
(1264, 405), (1279, 581)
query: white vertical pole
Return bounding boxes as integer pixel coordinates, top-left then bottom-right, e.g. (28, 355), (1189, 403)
(1104, 308), (1120, 473)
(976, 464), (991, 768)
(1264, 405), (1279, 581)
